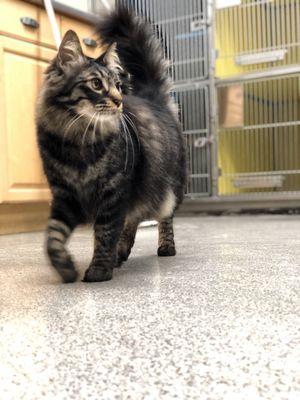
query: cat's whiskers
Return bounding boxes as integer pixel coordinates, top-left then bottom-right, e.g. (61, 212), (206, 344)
(61, 113), (86, 154)
(121, 115), (135, 171)
(89, 112), (100, 161)
(92, 112), (99, 144)
(81, 112), (97, 148)
(64, 113), (85, 141)
(120, 116), (129, 172)
(126, 110), (138, 119)
(123, 113), (140, 151)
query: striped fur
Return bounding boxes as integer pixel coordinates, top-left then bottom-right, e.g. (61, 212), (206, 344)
(36, 7), (186, 283)
(47, 219), (77, 283)
(158, 218), (176, 257)
(116, 220), (139, 266)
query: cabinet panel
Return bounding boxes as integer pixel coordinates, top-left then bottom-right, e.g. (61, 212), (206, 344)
(0, 0), (60, 48)
(0, 37), (53, 203)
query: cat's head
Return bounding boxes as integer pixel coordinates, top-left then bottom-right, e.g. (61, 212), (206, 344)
(38, 30), (129, 142)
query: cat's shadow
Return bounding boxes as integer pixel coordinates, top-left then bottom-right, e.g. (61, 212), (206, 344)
(42, 254), (163, 286)
(114, 254), (158, 275)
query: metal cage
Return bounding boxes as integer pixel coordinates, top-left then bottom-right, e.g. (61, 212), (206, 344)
(117, 0), (300, 206)
(173, 84), (211, 197)
(217, 73), (300, 198)
(119, 0), (213, 198)
(119, 0), (209, 83)
(215, 0), (300, 78)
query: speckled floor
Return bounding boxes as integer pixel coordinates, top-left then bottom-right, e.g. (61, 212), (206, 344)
(0, 215), (299, 400)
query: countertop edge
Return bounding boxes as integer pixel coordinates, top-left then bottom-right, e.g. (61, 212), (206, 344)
(24, 0), (98, 24)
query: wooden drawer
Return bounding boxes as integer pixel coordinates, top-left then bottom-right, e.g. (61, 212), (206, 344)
(0, 0), (60, 48)
(61, 17), (102, 59)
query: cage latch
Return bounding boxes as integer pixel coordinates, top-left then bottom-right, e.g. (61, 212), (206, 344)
(191, 20), (210, 31)
(194, 136), (214, 148)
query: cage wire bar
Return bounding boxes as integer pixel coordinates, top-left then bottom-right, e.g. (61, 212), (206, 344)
(217, 73), (300, 198)
(118, 0), (214, 197)
(117, 0), (300, 205)
(121, 0), (209, 83)
(215, 0), (300, 201)
(173, 85), (211, 196)
(215, 0), (300, 79)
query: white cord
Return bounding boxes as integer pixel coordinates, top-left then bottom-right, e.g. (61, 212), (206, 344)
(101, 0), (112, 10)
(43, 0), (61, 49)
(139, 221), (158, 228)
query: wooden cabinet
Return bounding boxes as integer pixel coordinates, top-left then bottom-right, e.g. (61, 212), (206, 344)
(0, 0), (60, 48)
(0, 1), (97, 206)
(61, 16), (102, 59)
(0, 36), (54, 202)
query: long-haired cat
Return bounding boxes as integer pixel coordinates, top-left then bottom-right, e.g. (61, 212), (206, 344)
(36, 6), (186, 283)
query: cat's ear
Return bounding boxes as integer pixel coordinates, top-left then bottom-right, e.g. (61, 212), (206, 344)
(57, 30), (85, 70)
(96, 42), (123, 72)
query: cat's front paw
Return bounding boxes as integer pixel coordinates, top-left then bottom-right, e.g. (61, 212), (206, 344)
(58, 268), (78, 283)
(48, 248), (78, 283)
(83, 265), (113, 282)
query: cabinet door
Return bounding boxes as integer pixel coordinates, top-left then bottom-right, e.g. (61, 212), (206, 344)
(61, 17), (102, 58)
(0, 0), (61, 48)
(0, 36), (54, 203)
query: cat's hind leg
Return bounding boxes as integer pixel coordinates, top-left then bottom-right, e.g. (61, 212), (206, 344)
(157, 217), (176, 257)
(84, 216), (124, 282)
(116, 220), (139, 267)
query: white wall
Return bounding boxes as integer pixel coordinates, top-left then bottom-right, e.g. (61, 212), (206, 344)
(56, 0), (89, 12)
(56, 0), (115, 12)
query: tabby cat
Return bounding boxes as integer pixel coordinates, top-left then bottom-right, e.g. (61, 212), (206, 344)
(36, 6), (186, 283)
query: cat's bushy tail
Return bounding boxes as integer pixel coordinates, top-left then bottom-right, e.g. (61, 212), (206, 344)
(95, 5), (171, 104)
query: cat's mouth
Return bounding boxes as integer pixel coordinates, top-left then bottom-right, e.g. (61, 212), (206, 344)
(95, 105), (122, 115)
(98, 110), (121, 117)
(95, 99), (123, 114)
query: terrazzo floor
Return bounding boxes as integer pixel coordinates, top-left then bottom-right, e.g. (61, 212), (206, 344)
(0, 215), (299, 400)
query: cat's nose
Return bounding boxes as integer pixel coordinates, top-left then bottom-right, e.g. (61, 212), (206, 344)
(112, 98), (122, 108)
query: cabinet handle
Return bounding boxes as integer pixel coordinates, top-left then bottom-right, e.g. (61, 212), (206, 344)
(83, 38), (97, 48)
(20, 17), (39, 29)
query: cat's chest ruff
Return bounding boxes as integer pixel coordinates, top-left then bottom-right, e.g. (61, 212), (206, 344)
(64, 157), (124, 195)
(77, 162), (103, 186)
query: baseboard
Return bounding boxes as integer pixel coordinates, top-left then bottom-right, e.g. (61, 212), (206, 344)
(177, 197), (300, 214)
(0, 202), (50, 235)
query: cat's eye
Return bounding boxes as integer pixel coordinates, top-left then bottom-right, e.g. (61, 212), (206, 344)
(91, 78), (102, 91)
